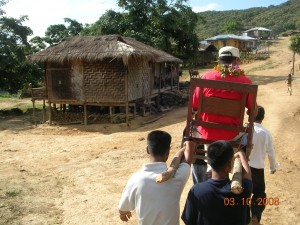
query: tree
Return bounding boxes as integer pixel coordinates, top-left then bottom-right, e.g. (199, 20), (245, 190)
(64, 18), (83, 36)
(223, 21), (243, 34)
(44, 18), (83, 46)
(289, 35), (300, 75)
(29, 36), (47, 53)
(0, 0), (43, 93)
(44, 24), (68, 46)
(83, 0), (200, 63)
(81, 10), (126, 36)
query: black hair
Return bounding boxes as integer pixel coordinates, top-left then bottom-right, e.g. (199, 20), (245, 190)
(207, 141), (234, 171)
(219, 51), (237, 64)
(255, 105), (265, 122)
(147, 130), (171, 157)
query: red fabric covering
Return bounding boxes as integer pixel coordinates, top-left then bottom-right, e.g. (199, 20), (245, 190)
(192, 70), (254, 141)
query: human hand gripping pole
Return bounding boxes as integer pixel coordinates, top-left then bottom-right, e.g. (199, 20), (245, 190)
(156, 141), (195, 183)
(231, 151), (252, 194)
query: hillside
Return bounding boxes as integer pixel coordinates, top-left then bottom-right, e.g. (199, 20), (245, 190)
(196, 0), (300, 40)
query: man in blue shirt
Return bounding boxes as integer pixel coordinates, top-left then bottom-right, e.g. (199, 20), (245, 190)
(181, 140), (252, 225)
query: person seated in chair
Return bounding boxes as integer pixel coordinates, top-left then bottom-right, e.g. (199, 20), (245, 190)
(193, 46), (256, 141)
(191, 46), (257, 186)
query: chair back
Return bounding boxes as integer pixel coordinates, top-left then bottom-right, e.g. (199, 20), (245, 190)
(184, 78), (258, 157)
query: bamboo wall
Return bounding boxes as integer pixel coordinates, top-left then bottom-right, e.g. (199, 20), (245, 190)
(46, 58), (158, 105)
(127, 58), (152, 101)
(46, 62), (82, 102)
(83, 59), (126, 103)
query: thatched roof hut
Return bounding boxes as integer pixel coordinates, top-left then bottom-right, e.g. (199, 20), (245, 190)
(29, 35), (182, 125)
(29, 35), (182, 64)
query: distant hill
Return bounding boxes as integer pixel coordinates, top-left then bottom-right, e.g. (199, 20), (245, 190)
(196, 0), (300, 40)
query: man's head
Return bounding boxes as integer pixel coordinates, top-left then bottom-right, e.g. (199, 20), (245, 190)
(147, 130), (171, 161)
(207, 140), (234, 172)
(218, 46), (240, 65)
(255, 105), (265, 122)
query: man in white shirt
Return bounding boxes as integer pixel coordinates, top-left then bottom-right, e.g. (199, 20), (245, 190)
(248, 105), (278, 225)
(118, 130), (194, 225)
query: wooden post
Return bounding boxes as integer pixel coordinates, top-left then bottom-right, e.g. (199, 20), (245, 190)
(126, 102), (129, 124)
(84, 104), (87, 126)
(42, 99), (46, 123)
(129, 103), (136, 118)
(109, 106), (113, 123)
(231, 158), (243, 194)
(49, 101), (52, 126)
(32, 99), (37, 126)
(292, 51), (295, 75)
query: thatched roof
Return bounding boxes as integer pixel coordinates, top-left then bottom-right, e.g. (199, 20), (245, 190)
(28, 35), (182, 64)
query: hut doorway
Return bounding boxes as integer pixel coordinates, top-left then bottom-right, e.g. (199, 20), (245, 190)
(48, 69), (73, 99)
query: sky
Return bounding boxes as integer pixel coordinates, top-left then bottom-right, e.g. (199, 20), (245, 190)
(2, 0), (288, 38)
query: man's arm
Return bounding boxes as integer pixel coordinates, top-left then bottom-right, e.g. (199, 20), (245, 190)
(181, 141), (196, 166)
(266, 133), (277, 174)
(156, 147), (185, 183)
(118, 176), (136, 221)
(156, 141), (195, 183)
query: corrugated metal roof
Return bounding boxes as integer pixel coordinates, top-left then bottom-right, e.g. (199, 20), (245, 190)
(205, 34), (256, 41)
(244, 27), (272, 32)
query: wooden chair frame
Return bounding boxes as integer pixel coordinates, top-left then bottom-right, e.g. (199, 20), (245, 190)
(184, 78), (258, 158)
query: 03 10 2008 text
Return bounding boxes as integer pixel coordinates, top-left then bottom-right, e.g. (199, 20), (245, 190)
(224, 197), (280, 206)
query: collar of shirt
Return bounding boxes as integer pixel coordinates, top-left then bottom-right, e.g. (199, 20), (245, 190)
(142, 162), (167, 172)
(254, 122), (262, 127)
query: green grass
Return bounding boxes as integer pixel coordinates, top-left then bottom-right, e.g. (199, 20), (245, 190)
(5, 190), (22, 197)
(0, 91), (21, 99)
(0, 96), (20, 102)
(0, 96), (44, 116)
(247, 60), (277, 73)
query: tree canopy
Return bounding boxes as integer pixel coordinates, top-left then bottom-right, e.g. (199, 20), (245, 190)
(289, 35), (300, 54)
(289, 34), (300, 75)
(43, 18), (84, 46)
(0, 0), (43, 93)
(82, 0), (200, 64)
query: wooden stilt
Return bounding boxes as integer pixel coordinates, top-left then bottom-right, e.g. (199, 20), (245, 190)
(126, 102), (129, 124)
(42, 99), (46, 123)
(109, 106), (113, 123)
(129, 103), (136, 118)
(32, 99), (37, 126)
(84, 104), (87, 125)
(49, 101), (52, 126)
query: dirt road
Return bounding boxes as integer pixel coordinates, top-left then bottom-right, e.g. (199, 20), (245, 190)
(0, 37), (299, 225)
